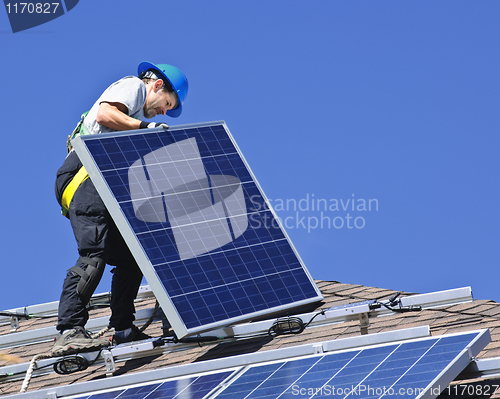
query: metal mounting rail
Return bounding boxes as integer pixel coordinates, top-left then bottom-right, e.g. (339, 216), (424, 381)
(96, 325), (433, 376)
(0, 286), (155, 332)
(0, 307), (156, 351)
(204, 286), (473, 339)
(457, 356), (500, 379)
(399, 286), (473, 309)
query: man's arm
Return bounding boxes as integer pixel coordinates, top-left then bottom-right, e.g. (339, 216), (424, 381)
(96, 101), (142, 131)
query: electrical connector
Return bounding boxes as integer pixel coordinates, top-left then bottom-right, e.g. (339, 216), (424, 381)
(268, 317), (305, 336)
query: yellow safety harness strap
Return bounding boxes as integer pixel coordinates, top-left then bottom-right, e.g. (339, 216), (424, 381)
(61, 110), (91, 217)
(61, 166), (89, 217)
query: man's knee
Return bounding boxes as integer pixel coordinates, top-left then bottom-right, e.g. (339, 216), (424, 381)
(69, 257), (106, 304)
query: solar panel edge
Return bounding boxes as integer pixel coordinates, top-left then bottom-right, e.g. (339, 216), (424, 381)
(420, 328), (492, 399)
(73, 120), (229, 142)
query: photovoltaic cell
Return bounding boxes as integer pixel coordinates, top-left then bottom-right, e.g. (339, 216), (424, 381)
(72, 122), (323, 337)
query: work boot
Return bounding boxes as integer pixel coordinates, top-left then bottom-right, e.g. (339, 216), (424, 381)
(112, 325), (151, 345)
(52, 326), (110, 356)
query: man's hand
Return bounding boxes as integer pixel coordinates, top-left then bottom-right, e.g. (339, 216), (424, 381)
(140, 122), (169, 129)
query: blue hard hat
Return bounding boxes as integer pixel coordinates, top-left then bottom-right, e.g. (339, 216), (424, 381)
(138, 62), (188, 117)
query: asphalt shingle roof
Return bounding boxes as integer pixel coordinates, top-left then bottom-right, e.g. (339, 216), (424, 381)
(1, 280), (500, 397)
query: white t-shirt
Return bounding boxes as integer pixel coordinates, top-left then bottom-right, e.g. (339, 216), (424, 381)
(83, 76), (147, 135)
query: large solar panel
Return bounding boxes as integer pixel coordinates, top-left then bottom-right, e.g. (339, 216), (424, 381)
(72, 121), (323, 338)
(62, 329), (489, 399)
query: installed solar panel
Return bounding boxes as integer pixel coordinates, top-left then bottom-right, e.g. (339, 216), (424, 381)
(215, 330), (488, 399)
(60, 329), (489, 399)
(72, 122), (323, 337)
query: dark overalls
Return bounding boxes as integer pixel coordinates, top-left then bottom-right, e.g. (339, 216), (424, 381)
(55, 150), (143, 331)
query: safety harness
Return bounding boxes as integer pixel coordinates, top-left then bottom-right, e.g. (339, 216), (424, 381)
(61, 111), (90, 218)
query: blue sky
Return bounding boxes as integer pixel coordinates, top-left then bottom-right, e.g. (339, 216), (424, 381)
(0, 1), (498, 312)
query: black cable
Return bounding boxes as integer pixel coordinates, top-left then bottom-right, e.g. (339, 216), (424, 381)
(160, 334), (224, 347)
(303, 309), (326, 329)
(0, 359), (60, 380)
(0, 311), (56, 319)
(53, 356), (89, 375)
(268, 316), (305, 336)
(139, 300), (160, 333)
(376, 299), (421, 313)
(388, 292), (401, 306)
(53, 349), (103, 375)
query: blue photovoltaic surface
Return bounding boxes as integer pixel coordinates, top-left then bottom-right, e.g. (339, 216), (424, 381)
(74, 122), (322, 335)
(215, 332), (481, 399)
(70, 371), (233, 399)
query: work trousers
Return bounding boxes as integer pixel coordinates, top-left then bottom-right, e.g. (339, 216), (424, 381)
(56, 174), (143, 332)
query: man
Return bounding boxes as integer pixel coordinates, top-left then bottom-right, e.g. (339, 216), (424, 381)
(52, 62), (188, 356)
